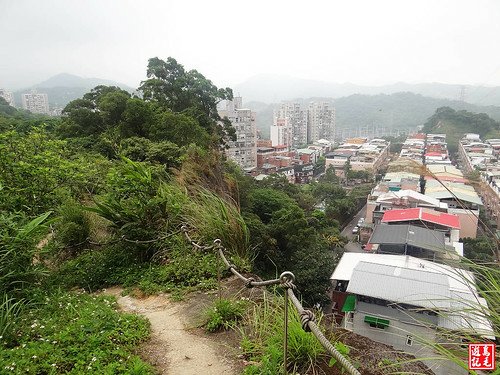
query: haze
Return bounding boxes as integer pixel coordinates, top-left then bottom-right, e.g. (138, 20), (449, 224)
(1, 0), (500, 90)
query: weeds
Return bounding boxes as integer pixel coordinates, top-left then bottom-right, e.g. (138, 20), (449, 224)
(0, 291), (153, 374)
(205, 298), (248, 332)
(241, 293), (326, 374)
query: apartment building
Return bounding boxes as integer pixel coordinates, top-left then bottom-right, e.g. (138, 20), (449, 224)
(0, 88), (15, 107)
(273, 102), (308, 148)
(308, 101), (335, 143)
(21, 90), (49, 114)
(218, 97), (257, 170)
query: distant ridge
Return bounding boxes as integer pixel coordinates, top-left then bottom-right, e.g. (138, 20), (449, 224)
(13, 73), (135, 108)
(234, 74), (500, 106)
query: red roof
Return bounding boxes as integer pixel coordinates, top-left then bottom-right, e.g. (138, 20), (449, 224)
(425, 152), (446, 157)
(408, 133), (426, 139)
(381, 208), (460, 229)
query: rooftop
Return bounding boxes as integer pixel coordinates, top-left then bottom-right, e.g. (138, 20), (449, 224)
(381, 207), (460, 229)
(369, 224), (446, 252)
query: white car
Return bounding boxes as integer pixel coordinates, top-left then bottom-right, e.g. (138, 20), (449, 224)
(357, 218), (365, 226)
(352, 226), (359, 234)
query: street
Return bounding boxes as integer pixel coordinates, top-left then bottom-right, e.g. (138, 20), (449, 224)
(341, 203), (367, 253)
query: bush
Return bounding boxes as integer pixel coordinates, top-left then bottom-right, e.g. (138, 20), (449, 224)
(205, 298), (247, 332)
(241, 294), (325, 374)
(0, 291), (152, 374)
(56, 201), (91, 250)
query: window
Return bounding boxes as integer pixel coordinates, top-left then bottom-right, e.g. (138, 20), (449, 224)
(346, 312), (354, 323)
(406, 335), (413, 346)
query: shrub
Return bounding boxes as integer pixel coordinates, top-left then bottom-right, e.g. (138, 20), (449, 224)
(56, 201), (91, 250)
(205, 298), (247, 332)
(0, 291), (152, 374)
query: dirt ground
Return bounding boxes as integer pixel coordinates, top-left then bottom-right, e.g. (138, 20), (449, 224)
(102, 278), (432, 375)
(101, 277), (263, 375)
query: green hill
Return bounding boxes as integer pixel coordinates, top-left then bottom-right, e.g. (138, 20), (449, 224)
(247, 92), (500, 139)
(423, 107), (500, 154)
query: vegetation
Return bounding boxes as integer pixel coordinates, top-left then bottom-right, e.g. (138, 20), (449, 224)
(423, 106), (500, 154)
(0, 57), (355, 373)
(205, 298), (248, 332)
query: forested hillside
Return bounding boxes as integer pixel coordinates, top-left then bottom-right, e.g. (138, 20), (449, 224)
(248, 92), (500, 139)
(0, 57), (354, 374)
(423, 107), (500, 153)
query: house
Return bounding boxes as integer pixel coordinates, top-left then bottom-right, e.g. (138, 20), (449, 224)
(330, 253), (494, 375)
(366, 224), (457, 260)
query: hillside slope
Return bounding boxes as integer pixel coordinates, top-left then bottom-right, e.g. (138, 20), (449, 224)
(247, 93), (500, 139)
(423, 107), (500, 153)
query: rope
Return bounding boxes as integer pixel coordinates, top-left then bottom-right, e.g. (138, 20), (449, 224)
(287, 288), (361, 375)
(181, 227), (361, 375)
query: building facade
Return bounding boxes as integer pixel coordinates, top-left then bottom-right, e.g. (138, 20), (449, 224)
(21, 90), (49, 114)
(219, 97), (257, 169)
(0, 89), (15, 107)
(307, 101), (335, 143)
(273, 102), (308, 148)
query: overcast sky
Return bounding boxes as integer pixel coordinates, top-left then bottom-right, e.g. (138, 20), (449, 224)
(1, 0), (500, 90)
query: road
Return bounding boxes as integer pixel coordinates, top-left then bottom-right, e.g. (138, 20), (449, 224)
(341, 203), (367, 253)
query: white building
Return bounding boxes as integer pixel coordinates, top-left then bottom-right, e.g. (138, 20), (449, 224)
(331, 253), (494, 375)
(308, 101), (335, 143)
(273, 102), (308, 148)
(22, 90), (49, 114)
(219, 96), (257, 169)
(0, 89), (15, 107)
(270, 117), (292, 148)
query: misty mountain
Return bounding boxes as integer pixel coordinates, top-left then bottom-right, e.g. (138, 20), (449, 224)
(245, 92), (500, 139)
(235, 74), (500, 107)
(13, 73), (135, 108)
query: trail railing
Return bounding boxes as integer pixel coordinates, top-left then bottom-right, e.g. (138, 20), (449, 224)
(181, 225), (361, 375)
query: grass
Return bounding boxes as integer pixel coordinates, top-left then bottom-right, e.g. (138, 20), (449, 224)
(0, 291), (152, 374)
(204, 298), (248, 332)
(240, 293), (326, 374)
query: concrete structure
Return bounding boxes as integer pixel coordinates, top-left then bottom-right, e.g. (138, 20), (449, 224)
(270, 118), (292, 148)
(273, 102), (308, 148)
(325, 139), (390, 178)
(219, 97), (257, 169)
(21, 90), (49, 114)
(0, 89), (15, 107)
(330, 253), (493, 375)
(307, 101), (335, 143)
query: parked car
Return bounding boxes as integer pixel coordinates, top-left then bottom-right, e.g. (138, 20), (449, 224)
(357, 218), (365, 226)
(352, 226), (359, 234)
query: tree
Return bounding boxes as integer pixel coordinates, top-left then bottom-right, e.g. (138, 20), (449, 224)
(139, 57), (235, 145)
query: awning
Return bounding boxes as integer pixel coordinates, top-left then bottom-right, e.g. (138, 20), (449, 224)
(341, 295), (356, 312)
(364, 315), (390, 328)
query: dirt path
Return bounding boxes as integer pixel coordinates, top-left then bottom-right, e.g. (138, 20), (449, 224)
(103, 287), (237, 375)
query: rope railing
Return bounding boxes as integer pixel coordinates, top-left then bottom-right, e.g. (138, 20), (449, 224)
(181, 225), (361, 375)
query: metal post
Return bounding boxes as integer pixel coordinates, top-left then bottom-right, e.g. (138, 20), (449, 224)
(283, 288), (288, 375)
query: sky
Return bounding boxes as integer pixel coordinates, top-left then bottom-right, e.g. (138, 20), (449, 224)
(1, 0), (500, 90)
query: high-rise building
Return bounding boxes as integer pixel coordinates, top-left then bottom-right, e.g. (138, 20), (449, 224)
(273, 103), (308, 148)
(0, 89), (15, 107)
(21, 90), (49, 114)
(219, 96), (257, 169)
(307, 102), (335, 143)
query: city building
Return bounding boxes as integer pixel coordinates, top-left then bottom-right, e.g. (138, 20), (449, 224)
(0, 88), (15, 107)
(21, 90), (49, 114)
(325, 138), (390, 178)
(218, 96), (257, 170)
(273, 102), (308, 148)
(307, 102), (335, 143)
(330, 253), (494, 375)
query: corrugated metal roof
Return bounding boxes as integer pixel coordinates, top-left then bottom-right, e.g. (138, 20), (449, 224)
(346, 261), (451, 309)
(425, 190), (483, 206)
(369, 224), (446, 252)
(381, 208), (461, 229)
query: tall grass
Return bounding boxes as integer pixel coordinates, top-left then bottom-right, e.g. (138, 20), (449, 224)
(241, 293), (326, 374)
(0, 294), (24, 344)
(183, 187), (250, 259)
